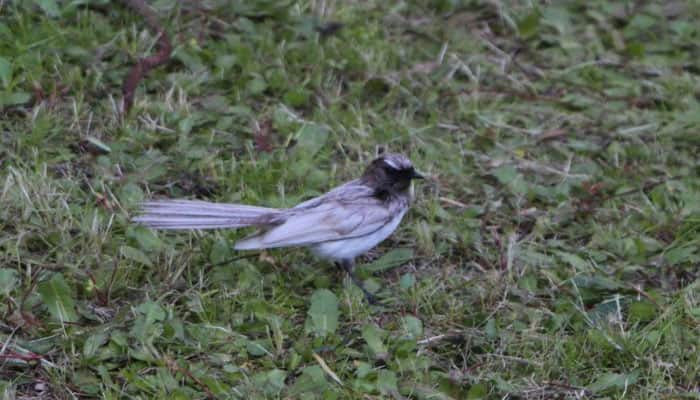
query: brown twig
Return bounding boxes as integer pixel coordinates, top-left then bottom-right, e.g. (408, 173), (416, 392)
(628, 284), (661, 308)
(164, 356), (216, 399)
(0, 348), (44, 363)
(253, 118), (274, 153)
(119, 0), (172, 113)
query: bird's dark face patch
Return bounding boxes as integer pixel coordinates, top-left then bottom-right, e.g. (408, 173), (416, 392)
(382, 162), (415, 190)
(361, 154), (422, 197)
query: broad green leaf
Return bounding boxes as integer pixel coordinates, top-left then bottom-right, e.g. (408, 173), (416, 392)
(587, 329), (619, 352)
(0, 91), (31, 107)
(119, 183), (144, 208)
(293, 123), (328, 159)
(401, 315), (423, 339)
(542, 6), (572, 34)
(283, 88), (310, 107)
(0, 57), (11, 87)
(215, 54), (237, 71)
(492, 165), (528, 194)
(247, 76), (267, 95)
(288, 365), (328, 395)
(557, 251), (589, 270)
(377, 370), (398, 395)
(174, 49), (204, 71)
(307, 289), (339, 337)
(199, 94), (230, 113)
(665, 246), (697, 265)
(399, 384), (454, 400)
(267, 369), (286, 391)
(628, 301), (656, 322)
(178, 116), (194, 134)
(72, 369), (101, 395)
(494, 376), (518, 392)
(399, 272), (415, 290)
(83, 331), (108, 358)
(127, 227), (163, 252)
(485, 318), (498, 339)
(120, 245), (153, 267)
(130, 301), (165, 343)
(355, 361), (372, 379)
(135, 301), (166, 323)
(0, 268), (18, 296)
(678, 105), (700, 125)
(35, 0), (60, 17)
(363, 248), (414, 273)
(492, 165), (518, 184)
(246, 340), (271, 357)
(38, 273), (78, 323)
(209, 239), (232, 265)
(252, 369), (286, 395)
(624, 14), (657, 34)
(467, 383), (488, 399)
(362, 323), (388, 360)
(626, 42), (645, 58)
(518, 12), (541, 38)
(588, 372), (638, 394)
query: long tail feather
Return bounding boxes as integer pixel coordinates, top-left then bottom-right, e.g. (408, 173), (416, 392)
(133, 200), (279, 230)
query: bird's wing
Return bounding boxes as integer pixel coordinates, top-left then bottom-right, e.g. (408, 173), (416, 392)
(234, 198), (392, 249)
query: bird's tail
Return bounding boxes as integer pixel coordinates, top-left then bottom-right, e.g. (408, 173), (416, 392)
(133, 200), (279, 230)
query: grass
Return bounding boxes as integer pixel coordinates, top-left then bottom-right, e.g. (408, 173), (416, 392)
(1, 0), (700, 398)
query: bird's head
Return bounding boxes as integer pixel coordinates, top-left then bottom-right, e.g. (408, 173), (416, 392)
(361, 153), (424, 195)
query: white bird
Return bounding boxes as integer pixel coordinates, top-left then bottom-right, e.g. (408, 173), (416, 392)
(134, 153), (424, 301)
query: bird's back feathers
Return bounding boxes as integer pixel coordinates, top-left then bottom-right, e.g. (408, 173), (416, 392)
(233, 181), (408, 253)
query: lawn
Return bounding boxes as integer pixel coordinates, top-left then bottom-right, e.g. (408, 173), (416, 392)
(1, 0), (700, 398)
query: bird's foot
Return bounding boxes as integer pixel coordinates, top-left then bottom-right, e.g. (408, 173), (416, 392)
(336, 261), (379, 304)
(355, 281), (378, 304)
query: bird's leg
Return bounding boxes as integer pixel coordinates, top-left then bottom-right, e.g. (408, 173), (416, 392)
(336, 259), (377, 304)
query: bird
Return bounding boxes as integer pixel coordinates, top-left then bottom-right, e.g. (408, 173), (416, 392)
(133, 153), (424, 302)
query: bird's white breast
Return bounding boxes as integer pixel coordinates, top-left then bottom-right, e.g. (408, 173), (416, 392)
(311, 208), (408, 261)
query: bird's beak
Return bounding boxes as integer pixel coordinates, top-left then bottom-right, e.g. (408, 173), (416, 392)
(411, 170), (425, 180)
